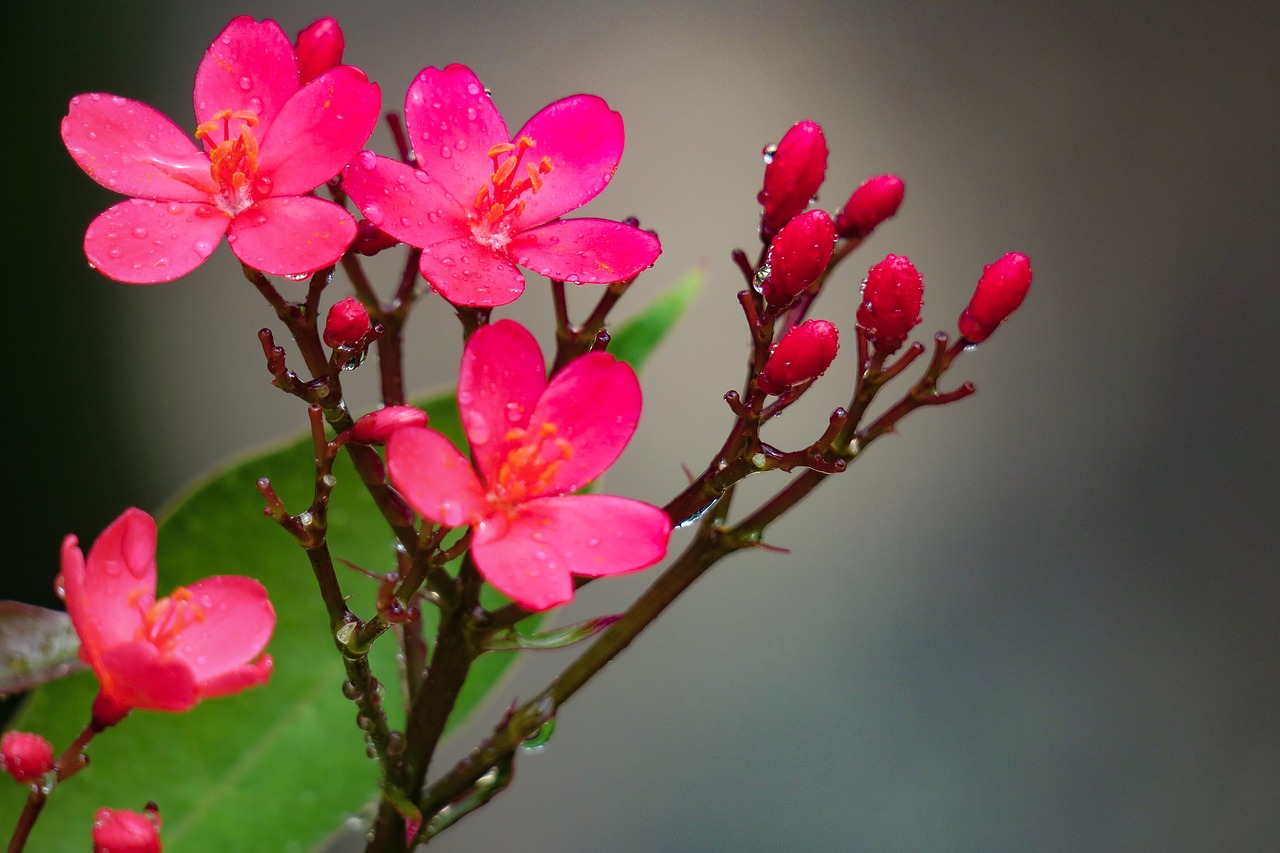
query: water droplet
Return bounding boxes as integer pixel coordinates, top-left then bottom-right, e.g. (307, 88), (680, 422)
(464, 411), (490, 444)
(466, 82), (481, 96)
(455, 139), (467, 151)
(762, 143), (778, 164)
(504, 402), (523, 423)
(465, 107), (477, 121)
(521, 716), (557, 751)
(439, 146), (452, 160)
(247, 96), (264, 113)
(108, 247), (123, 259)
(357, 150), (378, 170)
(238, 76), (253, 91)
(131, 226), (147, 239)
(53, 574), (66, 599)
(363, 203), (384, 226)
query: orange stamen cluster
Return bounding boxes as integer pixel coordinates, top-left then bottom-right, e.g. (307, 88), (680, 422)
(194, 109), (263, 216)
(474, 136), (554, 228)
(135, 586), (206, 653)
(493, 422), (574, 506)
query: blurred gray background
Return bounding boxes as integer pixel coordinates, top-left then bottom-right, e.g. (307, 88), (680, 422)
(7, 0), (1278, 850)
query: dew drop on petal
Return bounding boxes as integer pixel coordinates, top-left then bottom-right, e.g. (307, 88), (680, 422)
(131, 226), (147, 239)
(465, 411), (490, 444)
(357, 150), (378, 170)
(238, 76), (253, 91)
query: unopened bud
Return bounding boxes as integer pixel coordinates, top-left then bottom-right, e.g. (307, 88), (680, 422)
(324, 297), (372, 349)
(835, 174), (905, 239)
(353, 218), (401, 256)
(758, 319), (840, 395)
(295, 18), (345, 86)
(957, 252), (1032, 343)
(350, 406), (429, 444)
(761, 209), (835, 308)
(758, 120), (828, 241)
(857, 254), (924, 355)
(1, 731), (53, 783)
(93, 805), (162, 853)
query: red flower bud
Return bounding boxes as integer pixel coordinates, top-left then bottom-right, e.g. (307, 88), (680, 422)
(857, 254), (924, 355)
(835, 174), (905, 239)
(353, 218), (401, 256)
(93, 805), (162, 853)
(758, 120), (828, 241)
(324, 297), (372, 349)
(957, 252), (1032, 343)
(761, 209), (836, 308)
(1, 731), (54, 783)
(295, 17), (345, 86)
(350, 406), (430, 444)
(759, 319), (840, 395)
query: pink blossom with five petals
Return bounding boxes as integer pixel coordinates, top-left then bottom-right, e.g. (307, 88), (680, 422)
(342, 64), (661, 307)
(61, 16), (381, 284)
(387, 320), (672, 611)
(59, 508), (275, 725)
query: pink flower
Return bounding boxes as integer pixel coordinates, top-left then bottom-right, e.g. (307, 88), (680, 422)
(342, 64), (661, 308)
(1, 731), (54, 784)
(93, 806), (162, 853)
(59, 508), (275, 725)
(61, 16), (381, 284)
(387, 320), (672, 611)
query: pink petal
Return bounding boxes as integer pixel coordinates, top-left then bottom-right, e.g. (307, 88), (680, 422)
(387, 427), (491, 528)
(62, 94), (215, 202)
(404, 65), (509, 211)
(507, 218), (661, 283)
(226, 196), (355, 275)
(509, 95), (624, 230)
(197, 654), (274, 701)
(174, 576), (275, 683)
(257, 66), (382, 196)
(341, 153), (470, 247)
(458, 320), (548, 484)
(418, 236), (526, 307)
(61, 508), (156, 660)
(524, 352), (642, 496)
(84, 199), (229, 284)
(470, 511), (576, 612)
(516, 494), (671, 577)
(193, 16), (298, 144)
(98, 641), (199, 712)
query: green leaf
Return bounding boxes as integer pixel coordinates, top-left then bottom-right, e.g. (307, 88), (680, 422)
(608, 267), (704, 373)
(1, 286), (694, 850)
(0, 602), (84, 697)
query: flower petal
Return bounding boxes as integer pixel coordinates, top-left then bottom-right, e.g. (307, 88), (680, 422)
(257, 66), (382, 196)
(517, 494), (671, 577)
(470, 510), (576, 612)
(418, 236), (526, 307)
(60, 509), (156, 663)
(459, 320), (548, 484)
(509, 95), (624, 229)
(404, 65), (509, 208)
(508, 218), (661, 283)
(193, 16), (298, 143)
(525, 351), (642, 495)
(175, 576), (275, 682)
(97, 641), (199, 712)
(197, 654), (274, 701)
(227, 196), (355, 275)
(341, 153), (469, 247)
(387, 427), (491, 528)
(84, 199), (229, 284)
(62, 94), (215, 202)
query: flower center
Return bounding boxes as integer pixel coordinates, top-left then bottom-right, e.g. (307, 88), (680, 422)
(194, 109), (269, 217)
(470, 136), (554, 249)
(134, 586), (206, 653)
(492, 421), (573, 506)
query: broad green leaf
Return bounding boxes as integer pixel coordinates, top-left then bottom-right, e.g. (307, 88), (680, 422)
(1, 277), (695, 851)
(608, 267), (704, 373)
(0, 602), (84, 697)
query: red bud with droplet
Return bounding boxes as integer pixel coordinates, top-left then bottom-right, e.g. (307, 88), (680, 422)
(835, 174), (905, 239)
(324, 296), (372, 349)
(295, 18), (345, 86)
(958, 252), (1032, 343)
(1, 731), (53, 783)
(352, 218), (401, 257)
(759, 319), (840, 395)
(92, 805), (162, 853)
(761, 209), (836, 308)
(758, 121), (828, 241)
(857, 254), (924, 355)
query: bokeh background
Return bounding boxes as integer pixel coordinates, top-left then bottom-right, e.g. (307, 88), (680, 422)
(8, 0), (1279, 850)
